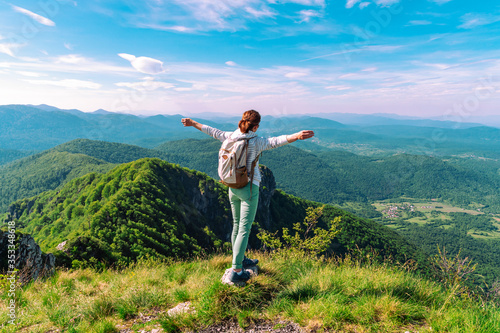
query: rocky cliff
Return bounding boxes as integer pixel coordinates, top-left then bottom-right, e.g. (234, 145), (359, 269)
(0, 231), (55, 284)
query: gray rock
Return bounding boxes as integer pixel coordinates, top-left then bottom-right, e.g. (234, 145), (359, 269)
(0, 231), (55, 284)
(167, 301), (196, 317)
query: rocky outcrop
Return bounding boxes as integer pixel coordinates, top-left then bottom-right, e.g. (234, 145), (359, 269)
(257, 165), (277, 230)
(181, 165), (277, 245)
(0, 231), (55, 284)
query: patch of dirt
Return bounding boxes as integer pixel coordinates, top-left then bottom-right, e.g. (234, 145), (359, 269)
(189, 319), (305, 333)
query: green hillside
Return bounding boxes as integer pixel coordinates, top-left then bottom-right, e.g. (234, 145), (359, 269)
(0, 139), (171, 213)
(52, 139), (168, 164)
(318, 151), (500, 213)
(6, 158), (428, 271)
(0, 150), (114, 213)
(0, 148), (35, 166)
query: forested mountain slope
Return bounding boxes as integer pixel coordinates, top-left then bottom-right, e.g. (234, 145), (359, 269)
(0, 150), (113, 213)
(6, 158), (428, 271)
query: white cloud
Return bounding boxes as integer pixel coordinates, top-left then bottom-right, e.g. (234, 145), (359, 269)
(25, 79), (101, 89)
(374, 0), (400, 7)
(124, 0), (326, 33)
(298, 9), (322, 23)
(245, 6), (276, 18)
(64, 43), (74, 50)
(285, 71), (308, 78)
(346, 0), (360, 9)
(118, 53), (165, 74)
(458, 13), (500, 29)
(57, 54), (86, 64)
(359, 2), (370, 9)
(137, 24), (198, 33)
(10, 4), (56, 26)
(16, 71), (47, 77)
(0, 43), (23, 57)
(174, 83), (207, 91)
(225, 61), (238, 66)
(115, 77), (173, 90)
(408, 20), (432, 26)
(325, 85), (351, 90)
(338, 73), (359, 79)
(270, 0), (325, 5)
(429, 0), (453, 4)
(1, 55), (135, 75)
(303, 44), (404, 61)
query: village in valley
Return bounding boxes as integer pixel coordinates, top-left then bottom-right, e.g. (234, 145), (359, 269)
(381, 203), (436, 219)
(370, 198), (500, 240)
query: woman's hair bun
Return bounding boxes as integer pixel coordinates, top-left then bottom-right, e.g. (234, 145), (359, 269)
(239, 109), (261, 133)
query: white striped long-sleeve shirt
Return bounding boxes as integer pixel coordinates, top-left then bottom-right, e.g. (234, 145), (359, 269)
(201, 125), (290, 186)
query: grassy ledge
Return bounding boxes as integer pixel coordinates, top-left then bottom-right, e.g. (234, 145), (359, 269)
(1, 251), (499, 333)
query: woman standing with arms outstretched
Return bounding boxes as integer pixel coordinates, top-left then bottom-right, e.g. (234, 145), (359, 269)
(182, 110), (314, 283)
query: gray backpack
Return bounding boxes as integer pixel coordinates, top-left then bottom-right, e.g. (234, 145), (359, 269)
(218, 136), (259, 189)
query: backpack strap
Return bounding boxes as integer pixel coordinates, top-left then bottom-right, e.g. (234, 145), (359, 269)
(236, 138), (250, 168)
(248, 137), (261, 198)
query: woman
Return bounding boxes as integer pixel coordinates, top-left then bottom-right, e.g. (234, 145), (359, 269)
(181, 110), (314, 283)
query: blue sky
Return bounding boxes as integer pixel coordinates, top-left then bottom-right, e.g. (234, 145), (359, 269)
(0, 0), (499, 118)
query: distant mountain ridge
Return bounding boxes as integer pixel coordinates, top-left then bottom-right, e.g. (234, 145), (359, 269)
(2, 104), (500, 159)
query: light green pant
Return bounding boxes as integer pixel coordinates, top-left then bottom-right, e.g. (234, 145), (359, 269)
(229, 183), (259, 270)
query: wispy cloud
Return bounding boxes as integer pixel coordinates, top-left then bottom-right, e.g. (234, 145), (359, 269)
(136, 24), (199, 34)
(285, 71), (309, 78)
(298, 9), (322, 23)
(302, 44), (404, 61)
(57, 54), (86, 64)
(374, 0), (400, 7)
(174, 83), (207, 92)
(0, 43), (23, 57)
(115, 77), (174, 90)
(1, 54), (135, 75)
(429, 0), (453, 4)
(115, 0), (326, 33)
(458, 13), (500, 29)
(325, 85), (351, 90)
(25, 79), (101, 89)
(345, 0), (360, 9)
(245, 6), (276, 18)
(408, 20), (432, 26)
(270, 0), (325, 5)
(10, 4), (56, 26)
(16, 71), (47, 77)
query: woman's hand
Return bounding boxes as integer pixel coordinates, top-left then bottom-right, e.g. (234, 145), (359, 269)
(287, 130), (315, 142)
(181, 118), (203, 130)
(181, 118), (195, 127)
(296, 130), (315, 140)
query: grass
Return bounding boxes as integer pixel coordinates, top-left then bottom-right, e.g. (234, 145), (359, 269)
(1, 251), (499, 333)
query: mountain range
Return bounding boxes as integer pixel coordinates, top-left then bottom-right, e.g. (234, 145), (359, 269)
(2, 104), (500, 160)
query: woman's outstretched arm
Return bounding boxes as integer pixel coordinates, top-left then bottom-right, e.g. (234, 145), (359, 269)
(181, 118), (231, 142)
(181, 118), (203, 130)
(286, 130), (315, 143)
